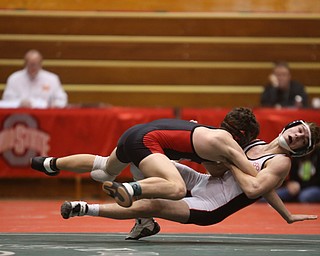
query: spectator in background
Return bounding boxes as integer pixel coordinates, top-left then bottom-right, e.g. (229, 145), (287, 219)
(1, 49), (68, 108)
(277, 147), (320, 203)
(260, 61), (308, 108)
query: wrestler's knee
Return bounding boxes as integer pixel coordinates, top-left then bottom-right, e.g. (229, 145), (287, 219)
(132, 199), (160, 215)
(168, 181), (187, 200)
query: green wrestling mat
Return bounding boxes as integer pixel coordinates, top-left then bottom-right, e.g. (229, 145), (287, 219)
(0, 233), (319, 256)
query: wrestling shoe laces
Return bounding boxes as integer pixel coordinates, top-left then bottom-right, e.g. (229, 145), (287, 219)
(61, 201), (88, 219)
(31, 157), (60, 176)
(102, 181), (133, 207)
(125, 218), (161, 240)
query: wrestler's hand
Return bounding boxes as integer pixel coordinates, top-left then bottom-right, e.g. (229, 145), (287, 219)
(287, 214), (318, 224)
(269, 73), (279, 87)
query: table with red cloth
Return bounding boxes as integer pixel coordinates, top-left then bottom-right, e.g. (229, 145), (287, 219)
(0, 107), (319, 179)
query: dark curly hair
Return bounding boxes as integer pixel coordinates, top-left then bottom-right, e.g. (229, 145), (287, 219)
(220, 107), (260, 148)
(308, 122), (320, 147)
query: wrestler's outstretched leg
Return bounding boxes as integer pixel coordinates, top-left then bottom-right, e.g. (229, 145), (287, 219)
(60, 198), (189, 240)
(31, 150), (128, 182)
(31, 154), (97, 176)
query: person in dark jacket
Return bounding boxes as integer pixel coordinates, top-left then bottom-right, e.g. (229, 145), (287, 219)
(261, 61), (308, 108)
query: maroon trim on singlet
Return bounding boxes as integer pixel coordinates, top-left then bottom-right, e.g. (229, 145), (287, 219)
(143, 130), (193, 154)
(186, 193), (259, 226)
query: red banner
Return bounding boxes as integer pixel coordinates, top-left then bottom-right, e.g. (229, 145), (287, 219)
(0, 107), (174, 178)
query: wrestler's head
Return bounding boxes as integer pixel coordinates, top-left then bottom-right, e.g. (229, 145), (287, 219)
(278, 120), (320, 157)
(221, 107), (260, 148)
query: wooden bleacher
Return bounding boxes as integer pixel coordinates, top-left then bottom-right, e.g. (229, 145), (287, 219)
(1, 0), (319, 13)
(0, 8), (319, 108)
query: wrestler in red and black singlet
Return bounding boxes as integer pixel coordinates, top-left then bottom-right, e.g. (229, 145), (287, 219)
(116, 118), (217, 166)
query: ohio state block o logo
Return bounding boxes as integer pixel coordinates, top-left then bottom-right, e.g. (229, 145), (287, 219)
(0, 114), (50, 166)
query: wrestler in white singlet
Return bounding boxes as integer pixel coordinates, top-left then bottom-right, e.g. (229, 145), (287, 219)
(179, 140), (284, 225)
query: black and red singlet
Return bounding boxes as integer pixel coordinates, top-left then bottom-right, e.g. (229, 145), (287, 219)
(116, 118), (216, 166)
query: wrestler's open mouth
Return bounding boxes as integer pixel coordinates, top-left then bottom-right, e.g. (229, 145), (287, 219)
(288, 135), (293, 144)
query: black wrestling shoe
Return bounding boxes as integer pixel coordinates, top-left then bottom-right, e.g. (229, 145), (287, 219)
(125, 218), (161, 240)
(61, 201), (88, 219)
(102, 181), (133, 207)
(31, 156), (60, 176)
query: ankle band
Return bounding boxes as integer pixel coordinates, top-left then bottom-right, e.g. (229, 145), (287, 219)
(129, 181), (142, 196)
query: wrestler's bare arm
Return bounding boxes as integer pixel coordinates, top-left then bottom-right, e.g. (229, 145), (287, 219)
(263, 190), (317, 223)
(228, 155), (290, 198)
(216, 136), (259, 177)
(229, 156), (317, 223)
(194, 129), (258, 177)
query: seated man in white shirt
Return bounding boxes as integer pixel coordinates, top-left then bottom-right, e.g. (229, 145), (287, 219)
(1, 49), (68, 108)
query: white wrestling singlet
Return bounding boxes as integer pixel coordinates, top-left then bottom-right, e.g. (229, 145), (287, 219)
(180, 140), (282, 225)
